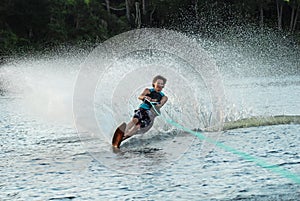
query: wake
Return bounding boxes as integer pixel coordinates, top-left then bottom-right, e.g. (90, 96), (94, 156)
(220, 115), (300, 131)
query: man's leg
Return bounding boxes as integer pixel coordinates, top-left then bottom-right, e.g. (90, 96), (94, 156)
(124, 124), (140, 139)
(125, 119), (135, 133)
(123, 118), (139, 139)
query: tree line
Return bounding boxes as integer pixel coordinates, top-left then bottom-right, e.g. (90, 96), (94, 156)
(0, 0), (300, 55)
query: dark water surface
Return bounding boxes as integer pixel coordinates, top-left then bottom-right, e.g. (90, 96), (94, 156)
(1, 96), (300, 200)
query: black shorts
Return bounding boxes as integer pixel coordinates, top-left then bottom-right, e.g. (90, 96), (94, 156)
(133, 108), (151, 128)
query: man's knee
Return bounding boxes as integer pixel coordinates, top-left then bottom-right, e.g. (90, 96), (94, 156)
(132, 117), (139, 124)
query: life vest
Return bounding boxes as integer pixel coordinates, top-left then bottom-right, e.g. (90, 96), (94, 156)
(139, 88), (165, 110)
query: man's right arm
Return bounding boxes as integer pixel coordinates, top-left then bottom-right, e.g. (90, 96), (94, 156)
(138, 88), (151, 101)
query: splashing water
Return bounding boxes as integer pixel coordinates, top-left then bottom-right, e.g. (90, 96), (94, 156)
(0, 51), (86, 125)
(70, 28), (225, 173)
(1, 27), (299, 125)
(0, 28), (299, 175)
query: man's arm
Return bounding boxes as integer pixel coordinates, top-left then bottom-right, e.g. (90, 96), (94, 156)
(138, 88), (151, 101)
(157, 96), (168, 108)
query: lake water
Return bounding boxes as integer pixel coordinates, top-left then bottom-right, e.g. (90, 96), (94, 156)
(1, 70), (299, 200)
(1, 28), (300, 200)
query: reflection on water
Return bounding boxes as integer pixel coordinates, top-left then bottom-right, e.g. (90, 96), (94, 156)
(0, 41), (299, 199)
(1, 90), (300, 200)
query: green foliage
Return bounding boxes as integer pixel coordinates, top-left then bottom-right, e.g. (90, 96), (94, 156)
(0, 30), (18, 52)
(0, 0), (300, 55)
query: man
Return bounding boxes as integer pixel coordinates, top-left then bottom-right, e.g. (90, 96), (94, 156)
(123, 75), (168, 140)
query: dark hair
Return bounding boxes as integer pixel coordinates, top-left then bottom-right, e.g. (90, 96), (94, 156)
(152, 75), (167, 87)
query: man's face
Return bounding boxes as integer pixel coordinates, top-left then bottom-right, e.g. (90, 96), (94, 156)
(153, 79), (164, 92)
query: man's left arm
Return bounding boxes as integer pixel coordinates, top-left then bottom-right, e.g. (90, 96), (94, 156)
(157, 96), (168, 108)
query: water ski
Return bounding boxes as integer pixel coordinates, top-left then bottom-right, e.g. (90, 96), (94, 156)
(112, 122), (126, 148)
(112, 105), (160, 149)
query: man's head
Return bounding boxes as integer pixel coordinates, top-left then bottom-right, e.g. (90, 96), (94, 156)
(152, 75), (167, 91)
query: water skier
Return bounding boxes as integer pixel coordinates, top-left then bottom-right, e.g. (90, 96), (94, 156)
(123, 75), (168, 140)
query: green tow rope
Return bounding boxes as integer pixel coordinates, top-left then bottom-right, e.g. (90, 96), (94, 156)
(150, 102), (300, 185)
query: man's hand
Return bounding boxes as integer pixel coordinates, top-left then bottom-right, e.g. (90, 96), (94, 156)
(144, 96), (157, 102)
(156, 103), (162, 109)
(144, 96), (152, 102)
